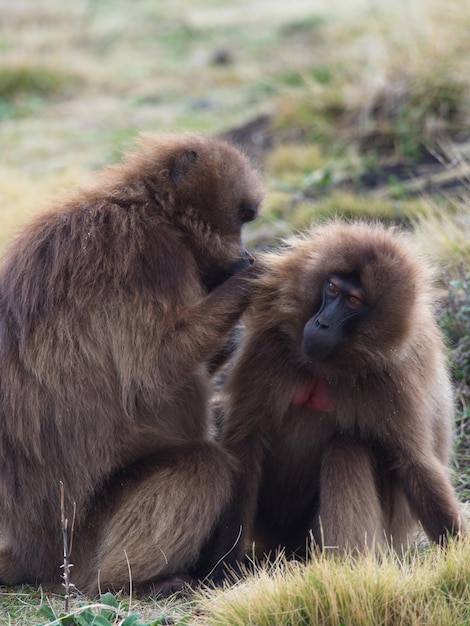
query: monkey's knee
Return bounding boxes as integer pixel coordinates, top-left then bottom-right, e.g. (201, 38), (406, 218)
(136, 574), (195, 599)
(381, 478), (417, 551)
(80, 443), (234, 595)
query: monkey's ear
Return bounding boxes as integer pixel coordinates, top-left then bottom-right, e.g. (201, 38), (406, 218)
(171, 150), (198, 183)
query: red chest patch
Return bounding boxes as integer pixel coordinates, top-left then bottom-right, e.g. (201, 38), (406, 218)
(292, 377), (336, 412)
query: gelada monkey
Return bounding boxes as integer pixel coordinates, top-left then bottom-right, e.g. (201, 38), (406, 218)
(212, 220), (465, 577)
(0, 133), (263, 595)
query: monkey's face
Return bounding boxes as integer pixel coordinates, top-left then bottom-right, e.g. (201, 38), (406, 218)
(296, 243), (417, 370)
(301, 273), (369, 363)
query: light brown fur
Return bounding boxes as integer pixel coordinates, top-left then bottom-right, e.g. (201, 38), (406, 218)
(0, 133), (263, 595)
(210, 220), (465, 576)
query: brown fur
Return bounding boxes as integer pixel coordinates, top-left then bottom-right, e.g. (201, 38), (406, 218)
(0, 133), (264, 595)
(211, 220), (465, 576)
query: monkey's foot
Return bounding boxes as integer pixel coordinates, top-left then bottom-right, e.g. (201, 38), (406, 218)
(137, 574), (195, 598)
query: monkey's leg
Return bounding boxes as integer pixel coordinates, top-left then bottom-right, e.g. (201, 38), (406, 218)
(380, 476), (417, 551)
(318, 436), (384, 554)
(196, 433), (265, 585)
(75, 442), (234, 596)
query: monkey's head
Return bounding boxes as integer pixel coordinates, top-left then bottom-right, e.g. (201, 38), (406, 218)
(254, 220), (437, 372)
(130, 133), (264, 292)
(297, 221), (436, 370)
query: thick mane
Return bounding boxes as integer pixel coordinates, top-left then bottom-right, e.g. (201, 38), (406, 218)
(252, 220), (439, 356)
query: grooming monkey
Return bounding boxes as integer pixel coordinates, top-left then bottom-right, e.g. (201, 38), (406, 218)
(210, 220), (465, 577)
(0, 133), (263, 595)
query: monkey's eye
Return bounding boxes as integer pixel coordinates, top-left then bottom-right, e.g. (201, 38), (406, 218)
(347, 294), (365, 310)
(239, 202), (258, 223)
(327, 280), (340, 296)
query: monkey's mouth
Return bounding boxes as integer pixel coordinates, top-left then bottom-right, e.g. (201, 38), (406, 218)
(292, 378), (336, 412)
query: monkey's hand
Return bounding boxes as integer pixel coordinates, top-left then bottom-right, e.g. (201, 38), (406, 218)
(239, 257), (270, 284)
(227, 261), (267, 304)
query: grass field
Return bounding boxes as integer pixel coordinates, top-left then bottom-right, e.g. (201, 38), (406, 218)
(1, 0), (470, 623)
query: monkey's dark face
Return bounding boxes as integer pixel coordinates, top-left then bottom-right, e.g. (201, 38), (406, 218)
(301, 274), (368, 362)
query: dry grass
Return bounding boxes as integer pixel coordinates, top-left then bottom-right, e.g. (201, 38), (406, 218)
(194, 537), (470, 626)
(413, 198), (470, 271)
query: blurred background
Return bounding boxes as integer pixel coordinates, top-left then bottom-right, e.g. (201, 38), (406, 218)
(0, 0), (469, 508)
(1, 0), (469, 241)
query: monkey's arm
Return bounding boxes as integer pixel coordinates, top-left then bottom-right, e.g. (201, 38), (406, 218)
(131, 265), (259, 396)
(400, 450), (465, 545)
(375, 384), (466, 544)
(391, 445), (466, 543)
(168, 267), (256, 364)
(207, 324), (243, 375)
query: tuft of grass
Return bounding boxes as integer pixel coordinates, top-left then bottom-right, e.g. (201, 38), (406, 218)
(0, 63), (76, 100)
(259, 188), (426, 237)
(413, 198), (470, 271)
(272, 0), (470, 163)
(194, 538), (470, 626)
(0, 62), (82, 119)
(274, 82), (347, 147)
(267, 143), (327, 185)
(437, 266), (470, 503)
(355, 64), (468, 160)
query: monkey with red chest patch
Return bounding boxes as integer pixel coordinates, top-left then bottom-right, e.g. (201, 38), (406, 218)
(0, 133), (263, 596)
(208, 220), (466, 579)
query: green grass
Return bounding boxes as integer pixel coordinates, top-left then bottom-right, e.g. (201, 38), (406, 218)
(3, 539), (470, 625)
(0, 62), (80, 120)
(0, 586), (196, 625)
(0, 63), (78, 100)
